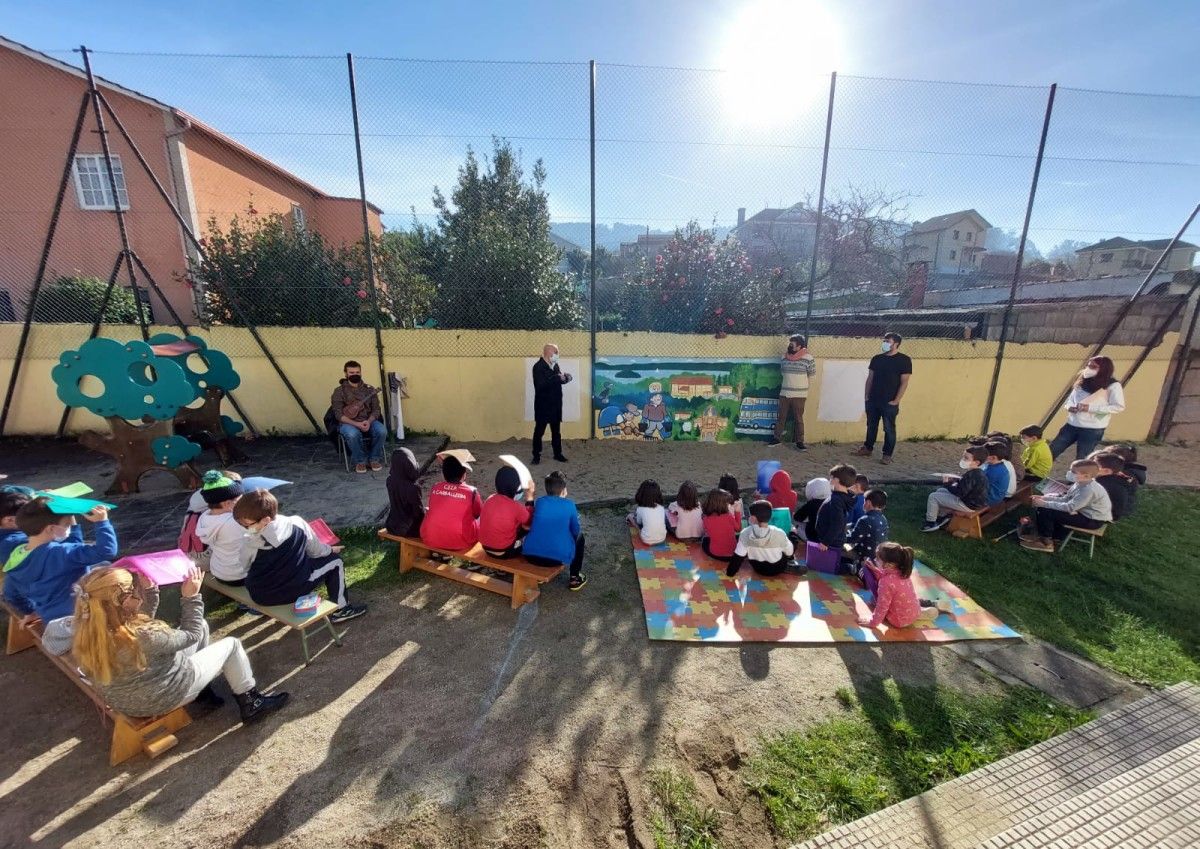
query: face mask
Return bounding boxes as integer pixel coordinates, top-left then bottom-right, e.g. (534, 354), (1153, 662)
(881, 341), (892, 353)
(958, 459), (972, 470)
(1081, 367), (1098, 378)
(245, 524), (262, 535)
(1065, 471), (1077, 482)
(51, 525), (71, 541)
(347, 374), (362, 384)
(550, 353), (560, 364)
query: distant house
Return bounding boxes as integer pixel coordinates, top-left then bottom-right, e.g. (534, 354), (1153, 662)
(549, 232), (586, 280)
(903, 210), (990, 275)
(0, 37), (380, 322)
(669, 376), (715, 399)
(1074, 238), (1198, 277)
(619, 232), (672, 260)
(731, 205), (819, 268)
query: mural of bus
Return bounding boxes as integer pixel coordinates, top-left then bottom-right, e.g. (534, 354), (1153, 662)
(734, 397), (779, 436)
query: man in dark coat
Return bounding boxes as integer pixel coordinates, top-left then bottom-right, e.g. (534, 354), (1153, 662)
(532, 343), (571, 465)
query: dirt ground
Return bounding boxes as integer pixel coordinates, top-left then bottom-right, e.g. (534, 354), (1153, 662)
(440, 437), (1200, 505)
(3, 509), (1010, 849)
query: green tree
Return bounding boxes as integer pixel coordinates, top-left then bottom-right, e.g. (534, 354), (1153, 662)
(426, 139), (583, 330)
(32, 275), (140, 324)
(613, 222), (787, 335)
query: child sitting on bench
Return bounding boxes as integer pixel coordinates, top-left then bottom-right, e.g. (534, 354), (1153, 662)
(857, 542), (940, 630)
(71, 564), (288, 723)
(194, 471), (252, 584)
(3, 497), (117, 624)
(0, 485), (34, 563)
(180, 470), (242, 568)
(479, 466), (535, 558)
(726, 499), (794, 578)
(923, 446), (989, 532)
(522, 471), (587, 591)
(233, 489), (367, 624)
(421, 455), (482, 552)
(983, 441), (1012, 504)
(1092, 451), (1138, 521)
(1019, 425), (1052, 482)
(384, 448), (426, 538)
(1021, 458), (1112, 553)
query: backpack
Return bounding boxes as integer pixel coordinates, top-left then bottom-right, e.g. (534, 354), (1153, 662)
(178, 510), (206, 555)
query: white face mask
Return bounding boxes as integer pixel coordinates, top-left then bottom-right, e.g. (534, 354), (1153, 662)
(550, 353), (559, 364)
(1065, 471), (1077, 482)
(881, 341), (892, 353)
(51, 525), (71, 542)
(1082, 367), (1098, 378)
(958, 459), (972, 470)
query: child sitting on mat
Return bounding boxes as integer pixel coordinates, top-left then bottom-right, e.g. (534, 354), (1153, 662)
(726, 499), (794, 578)
(847, 474), (870, 526)
(761, 467), (798, 512)
(857, 542), (940, 630)
(1021, 458), (1112, 553)
(814, 465), (857, 554)
(700, 488), (740, 563)
(479, 467), (535, 558)
(522, 471), (587, 592)
(628, 479), (668, 545)
(718, 473), (744, 522)
(847, 489), (889, 574)
(421, 455), (482, 552)
(793, 477), (830, 542)
(234, 489), (367, 624)
(667, 480), (704, 540)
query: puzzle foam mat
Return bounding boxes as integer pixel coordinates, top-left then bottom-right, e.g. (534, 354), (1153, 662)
(632, 529), (1019, 643)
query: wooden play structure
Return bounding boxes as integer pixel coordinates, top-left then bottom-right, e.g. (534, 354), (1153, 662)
(52, 334), (247, 494)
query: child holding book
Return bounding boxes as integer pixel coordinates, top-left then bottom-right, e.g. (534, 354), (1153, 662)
(384, 447), (426, 538)
(922, 446), (988, 532)
(1021, 459), (1112, 552)
(479, 467), (535, 558)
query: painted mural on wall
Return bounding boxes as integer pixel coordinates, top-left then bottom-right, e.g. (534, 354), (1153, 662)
(593, 357), (782, 443)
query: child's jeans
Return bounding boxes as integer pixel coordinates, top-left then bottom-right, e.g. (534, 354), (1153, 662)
(926, 488), (971, 521)
(726, 553), (787, 577)
(1034, 508), (1104, 541)
(526, 533), (585, 578)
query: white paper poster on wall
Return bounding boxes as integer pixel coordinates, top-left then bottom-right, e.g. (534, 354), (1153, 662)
(817, 360), (871, 422)
(524, 358), (582, 422)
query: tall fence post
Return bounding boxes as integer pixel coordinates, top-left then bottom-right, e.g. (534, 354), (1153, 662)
(588, 59), (598, 439)
(1037, 202), (1200, 431)
(980, 83), (1057, 434)
(346, 53), (392, 434)
(803, 72), (836, 343)
(80, 45), (150, 341)
(1156, 280), (1200, 439)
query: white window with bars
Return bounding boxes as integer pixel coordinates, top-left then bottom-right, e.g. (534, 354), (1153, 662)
(72, 154), (130, 210)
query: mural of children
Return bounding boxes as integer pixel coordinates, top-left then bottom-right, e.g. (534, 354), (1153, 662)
(616, 403), (643, 439)
(642, 393), (669, 440)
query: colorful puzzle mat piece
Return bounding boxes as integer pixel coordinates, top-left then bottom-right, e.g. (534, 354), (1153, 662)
(630, 528), (1020, 644)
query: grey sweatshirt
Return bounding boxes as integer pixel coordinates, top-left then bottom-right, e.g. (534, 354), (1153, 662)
(94, 593), (209, 718)
(1042, 479), (1113, 522)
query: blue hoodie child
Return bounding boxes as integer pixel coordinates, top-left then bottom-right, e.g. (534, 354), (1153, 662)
(3, 508), (118, 622)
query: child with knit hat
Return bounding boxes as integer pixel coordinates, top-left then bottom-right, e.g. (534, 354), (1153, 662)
(194, 470), (254, 584)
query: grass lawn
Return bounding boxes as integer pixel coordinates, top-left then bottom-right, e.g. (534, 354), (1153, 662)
(885, 485), (1200, 687)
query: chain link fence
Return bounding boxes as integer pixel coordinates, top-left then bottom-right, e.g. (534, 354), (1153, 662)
(2, 43), (1197, 434)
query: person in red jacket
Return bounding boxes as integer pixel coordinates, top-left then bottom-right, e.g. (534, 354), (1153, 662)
(762, 468), (798, 511)
(420, 456), (482, 551)
(479, 467), (535, 558)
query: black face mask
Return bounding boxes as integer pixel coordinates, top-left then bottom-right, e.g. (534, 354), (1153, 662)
(787, 345), (796, 354)
(347, 375), (362, 384)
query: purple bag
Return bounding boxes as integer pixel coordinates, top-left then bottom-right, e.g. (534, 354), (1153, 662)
(804, 540), (842, 574)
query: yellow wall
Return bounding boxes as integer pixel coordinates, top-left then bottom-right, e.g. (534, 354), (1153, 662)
(0, 324), (1174, 443)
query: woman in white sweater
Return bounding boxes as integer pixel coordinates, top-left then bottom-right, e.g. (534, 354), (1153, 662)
(1049, 356), (1125, 461)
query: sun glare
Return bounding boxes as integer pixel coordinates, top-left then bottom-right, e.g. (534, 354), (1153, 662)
(720, 0), (842, 127)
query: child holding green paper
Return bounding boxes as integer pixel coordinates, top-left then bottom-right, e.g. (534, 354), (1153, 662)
(3, 496), (118, 623)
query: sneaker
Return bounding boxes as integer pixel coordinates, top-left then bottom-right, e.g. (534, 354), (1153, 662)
(853, 446), (872, 457)
(922, 517), (950, 532)
(880, 455), (894, 465)
(1019, 538), (1055, 553)
(767, 439), (783, 447)
(794, 442), (808, 451)
(569, 574), (588, 591)
(355, 463), (367, 474)
(369, 461), (383, 472)
(329, 603), (368, 624)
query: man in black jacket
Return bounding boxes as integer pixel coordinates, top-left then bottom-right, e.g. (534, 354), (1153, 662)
(532, 343), (572, 465)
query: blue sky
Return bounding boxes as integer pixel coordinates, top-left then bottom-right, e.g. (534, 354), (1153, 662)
(5, 0), (1198, 252)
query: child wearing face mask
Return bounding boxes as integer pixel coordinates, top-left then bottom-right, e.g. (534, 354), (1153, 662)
(1021, 459), (1112, 552)
(1019, 424), (1052, 481)
(3, 496), (117, 625)
(922, 446), (989, 532)
(233, 489), (367, 624)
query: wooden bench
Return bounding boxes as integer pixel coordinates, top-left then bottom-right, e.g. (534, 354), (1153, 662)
(947, 483), (1035, 540)
(203, 576), (345, 665)
(378, 531), (563, 609)
(3, 600), (191, 766)
(1058, 524), (1106, 559)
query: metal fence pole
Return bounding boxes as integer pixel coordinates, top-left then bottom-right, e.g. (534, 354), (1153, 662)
(0, 92), (90, 437)
(980, 83), (1057, 434)
(346, 53), (392, 434)
(80, 46), (150, 341)
(1119, 273), (1200, 388)
(1156, 281), (1200, 439)
(1037, 202), (1200, 431)
(589, 59), (597, 440)
(803, 72), (836, 343)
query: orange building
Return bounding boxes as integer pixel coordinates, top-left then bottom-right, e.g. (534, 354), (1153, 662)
(0, 37), (381, 322)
